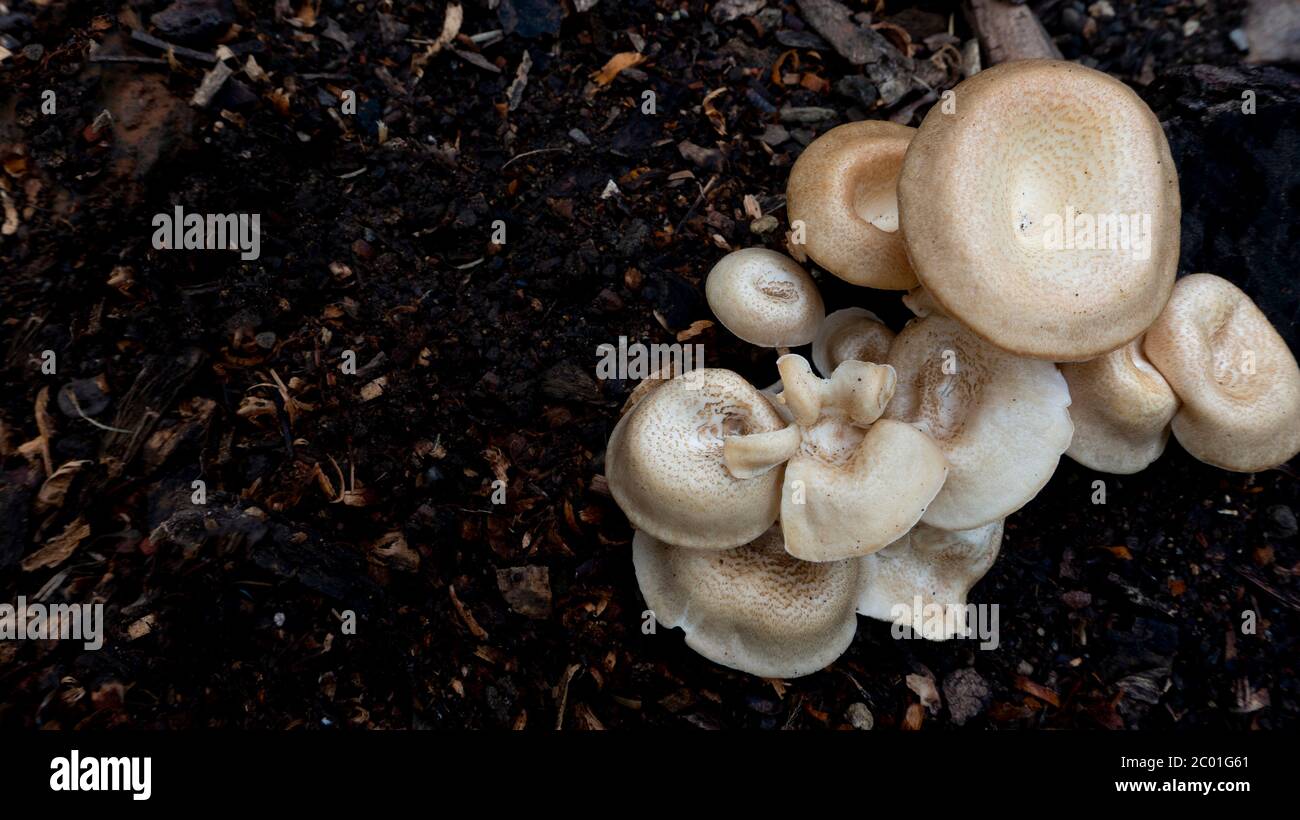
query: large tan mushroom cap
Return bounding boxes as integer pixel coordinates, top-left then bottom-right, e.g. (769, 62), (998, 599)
(633, 526), (861, 678)
(606, 369), (787, 549)
(786, 121), (917, 290)
(705, 248), (825, 347)
(1062, 338), (1179, 474)
(1143, 273), (1300, 472)
(885, 315), (1073, 530)
(811, 308), (896, 377)
(898, 60), (1180, 361)
(857, 520), (1003, 640)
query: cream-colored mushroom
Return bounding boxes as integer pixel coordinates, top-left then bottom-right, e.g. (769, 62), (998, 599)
(885, 315), (1073, 530)
(1143, 273), (1300, 472)
(776, 354), (948, 562)
(901, 287), (945, 318)
(898, 59), (1180, 361)
(606, 369), (793, 549)
(857, 520), (1003, 640)
(633, 526), (861, 678)
(811, 308), (896, 377)
(786, 121), (917, 290)
(704, 248), (825, 347)
(1061, 338), (1179, 474)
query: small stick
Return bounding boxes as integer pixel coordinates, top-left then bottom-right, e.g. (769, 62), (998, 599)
(129, 30), (218, 65)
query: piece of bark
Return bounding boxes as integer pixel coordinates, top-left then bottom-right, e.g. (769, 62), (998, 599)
(964, 0), (1062, 65)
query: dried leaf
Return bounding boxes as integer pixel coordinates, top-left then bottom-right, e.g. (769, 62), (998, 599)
(22, 516), (91, 571)
(592, 52), (644, 86)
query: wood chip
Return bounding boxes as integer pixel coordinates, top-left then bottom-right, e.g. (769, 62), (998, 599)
(592, 51), (645, 86)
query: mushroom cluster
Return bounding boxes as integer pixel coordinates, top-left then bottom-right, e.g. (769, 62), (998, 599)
(606, 60), (1300, 679)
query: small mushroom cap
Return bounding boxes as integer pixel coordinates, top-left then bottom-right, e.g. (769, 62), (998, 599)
(812, 308), (896, 377)
(606, 369), (787, 549)
(885, 315), (1074, 530)
(1062, 338), (1179, 474)
(633, 526), (861, 678)
(705, 248), (825, 347)
(786, 121), (918, 290)
(1143, 273), (1300, 472)
(898, 60), (1180, 361)
(857, 520), (1003, 640)
(781, 417), (948, 562)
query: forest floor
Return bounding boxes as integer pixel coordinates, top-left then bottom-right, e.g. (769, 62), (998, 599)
(0, 0), (1297, 729)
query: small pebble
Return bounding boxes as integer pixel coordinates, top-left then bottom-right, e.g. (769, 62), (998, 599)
(846, 702), (874, 730)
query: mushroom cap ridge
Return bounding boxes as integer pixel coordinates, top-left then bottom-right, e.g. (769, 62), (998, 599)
(787, 120), (918, 290)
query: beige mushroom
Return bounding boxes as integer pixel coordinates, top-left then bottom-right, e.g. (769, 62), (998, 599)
(606, 369), (792, 549)
(1143, 273), (1300, 472)
(811, 307), (896, 377)
(857, 520), (1003, 640)
(1061, 338), (1179, 474)
(885, 315), (1073, 530)
(786, 121), (918, 290)
(901, 287), (945, 319)
(776, 354), (949, 562)
(633, 526), (862, 678)
(898, 60), (1180, 361)
(704, 248), (825, 347)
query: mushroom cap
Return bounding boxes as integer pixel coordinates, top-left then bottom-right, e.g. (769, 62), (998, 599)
(898, 59), (1180, 361)
(857, 520), (1003, 640)
(811, 308), (896, 377)
(1143, 273), (1300, 472)
(786, 121), (918, 290)
(885, 315), (1074, 530)
(606, 369), (787, 549)
(633, 526), (861, 678)
(1062, 338), (1179, 474)
(704, 248), (825, 347)
(781, 417), (948, 561)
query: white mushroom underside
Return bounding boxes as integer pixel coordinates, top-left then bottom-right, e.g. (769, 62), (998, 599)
(857, 520), (1003, 640)
(886, 315), (1073, 530)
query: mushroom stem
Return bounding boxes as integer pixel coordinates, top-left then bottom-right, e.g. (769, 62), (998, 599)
(830, 360), (897, 426)
(777, 354), (824, 426)
(724, 424), (801, 479)
(777, 354), (896, 428)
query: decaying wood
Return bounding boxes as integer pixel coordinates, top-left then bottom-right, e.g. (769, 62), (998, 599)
(965, 0), (1062, 65)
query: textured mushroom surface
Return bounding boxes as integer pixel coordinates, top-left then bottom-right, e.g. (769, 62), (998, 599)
(606, 369), (787, 549)
(786, 121), (917, 289)
(898, 59), (1180, 361)
(885, 315), (1073, 530)
(1143, 273), (1300, 472)
(811, 308), (896, 378)
(704, 248), (825, 347)
(857, 520), (1003, 640)
(633, 527), (861, 678)
(1062, 338), (1179, 474)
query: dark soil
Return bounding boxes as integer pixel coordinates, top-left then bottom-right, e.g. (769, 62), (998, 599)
(0, 0), (1296, 729)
